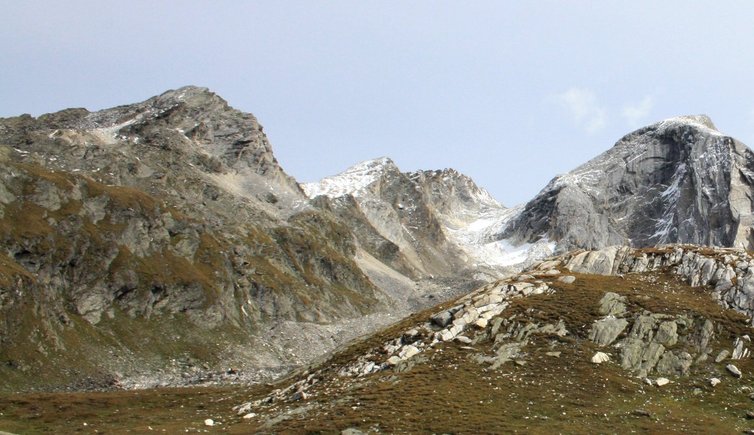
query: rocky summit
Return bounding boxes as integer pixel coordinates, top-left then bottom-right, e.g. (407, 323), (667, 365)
(6, 88), (754, 433)
(503, 115), (754, 251)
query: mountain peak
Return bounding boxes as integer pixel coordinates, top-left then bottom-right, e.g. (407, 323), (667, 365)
(653, 114), (721, 135)
(505, 112), (753, 251)
(153, 85), (225, 107)
(302, 157), (400, 199)
(666, 114), (716, 130)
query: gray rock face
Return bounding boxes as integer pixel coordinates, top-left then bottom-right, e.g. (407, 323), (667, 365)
(304, 159), (525, 279)
(304, 159), (473, 280)
(617, 312), (702, 378)
(589, 317), (628, 346)
(503, 115), (754, 251)
(598, 292), (628, 317)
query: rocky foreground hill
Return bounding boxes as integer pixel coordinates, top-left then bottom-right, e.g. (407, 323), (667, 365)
(227, 245), (754, 433)
(5, 244), (754, 432)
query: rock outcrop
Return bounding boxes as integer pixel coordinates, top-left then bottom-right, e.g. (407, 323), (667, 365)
(564, 244), (754, 322)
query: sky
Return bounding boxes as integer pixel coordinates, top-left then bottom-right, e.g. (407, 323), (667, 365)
(3, 1), (754, 206)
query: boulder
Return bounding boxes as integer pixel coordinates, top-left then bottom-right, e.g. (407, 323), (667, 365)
(591, 352), (610, 364)
(386, 356), (402, 366)
(733, 337), (750, 360)
(291, 390), (308, 401)
(598, 292), (627, 317)
(399, 345), (420, 360)
(727, 364), (742, 378)
(565, 247), (624, 275)
(715, 349), (730, 363)
(620, 339), (665, 377)
(589, 317), (629, 346)
(455, 336), (472, 344)
(653, 321), (678, 347)
(655, 351), (693, 376)
(491, 342), (524, 369)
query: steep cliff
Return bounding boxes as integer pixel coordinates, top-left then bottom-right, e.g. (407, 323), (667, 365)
(503, 115), (754, 251)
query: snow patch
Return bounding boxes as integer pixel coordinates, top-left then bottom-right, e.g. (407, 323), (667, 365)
(302, 157), (396, 199)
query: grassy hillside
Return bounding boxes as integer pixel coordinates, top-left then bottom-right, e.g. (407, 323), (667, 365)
(3, 264), (754, 433)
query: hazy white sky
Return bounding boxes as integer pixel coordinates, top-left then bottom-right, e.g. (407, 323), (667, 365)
(3, 1), (754, 205)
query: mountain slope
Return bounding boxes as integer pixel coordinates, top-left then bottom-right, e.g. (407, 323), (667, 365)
(0, 87), (399, 390)
(503, 115), (754, 251)
(0, 87), (515, 391)
(304, 158), (552, 279)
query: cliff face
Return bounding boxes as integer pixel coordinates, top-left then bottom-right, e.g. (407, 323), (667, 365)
(503, 115), (754, 251)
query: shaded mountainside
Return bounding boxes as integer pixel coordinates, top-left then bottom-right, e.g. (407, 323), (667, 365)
(504, 115), (754, 251)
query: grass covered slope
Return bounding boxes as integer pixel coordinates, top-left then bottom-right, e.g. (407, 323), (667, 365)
(0, 152), (383, 392)
(4, 251), (754, 433)
(237, 261), (754, 433)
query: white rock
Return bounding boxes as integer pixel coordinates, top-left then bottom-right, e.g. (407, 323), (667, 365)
(655, 377), (670, 387)
(399, 345), (420, 360)
(204, 419), (215, 427)
(438, 329), (455, 342)
(727, 364), (743, 378)
(235, 402), (252, 415)
(475, 318), (488, 328)
(455, 335), (472, 344)
(591, 352), (610, 364)
(710, 377), (721, 387)
(242, 413), (257, 419)
(386, 355), (402, 366)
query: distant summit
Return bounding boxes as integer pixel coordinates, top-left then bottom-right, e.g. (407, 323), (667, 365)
(503, 115), (754, 251)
